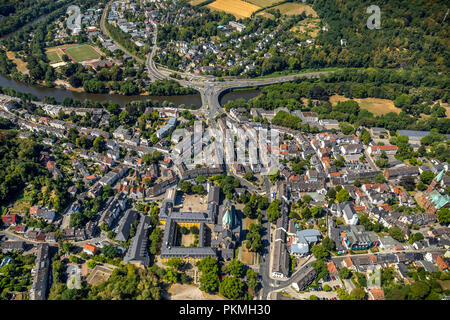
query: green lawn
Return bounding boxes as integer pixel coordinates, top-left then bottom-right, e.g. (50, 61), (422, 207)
(46, 51), (62, 64)
(65, 45), (101, 62)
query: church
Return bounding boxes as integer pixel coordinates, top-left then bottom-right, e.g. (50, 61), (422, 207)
(422, 169), (450, 214)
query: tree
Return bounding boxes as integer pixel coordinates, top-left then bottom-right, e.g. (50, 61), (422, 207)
(102, 244), (118, 258)
(339, 267), (351, 279)
(197, 257), (220, 293)
(355, 272), (367, 288)
(87, 260), (96, 269)
(322, 237), (335, 251)
(246, 269), (258, 292)
(437, 208), (450, 224)
(336, 188), (350, 203)
(374, 173), (386, 183)
(267, 199), (281, 223)
(323, 284), (332, 292)
(225, 259), (244, 278)
(394, 94), (411, 110)
(311, 245), (329, 260)
(400, 176), (416, 191)
(69, 255), (79, 264)
(311, 206), (323, 218)
(389, 227), (406, 242)
(164, 268), (179, 284)
(409, 281), (430, 300)
(219, 276), (244, 299)
(93, 135), (105, 153)
(350, 287), (366, 300)
(327, 188), (336, 200)
(420, 171), (435, 185)
(150, 227), (163, 255)
(339, 122), (355, 135)
(190, 225), (199, 234)
(165, 258), (184, 270)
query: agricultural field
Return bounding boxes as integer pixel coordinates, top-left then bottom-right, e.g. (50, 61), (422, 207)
(64, 44), (101, 63)
(188, 0), (210, 5)
(207, 0), (261, 19)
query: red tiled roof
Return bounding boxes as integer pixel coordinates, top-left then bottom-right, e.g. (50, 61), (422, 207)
(30, 206), (39, 215)
(330, 172), (341, 177)
(344, 256), (354, 267)
(370, 145), (398, 151)
(2, 214), (16, 224)
(369, 288), (385, 300)
(83, 244), (97, 252)
(327, 261), (338, 274)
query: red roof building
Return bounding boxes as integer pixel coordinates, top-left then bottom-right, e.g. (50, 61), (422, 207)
(2, 214), (17, 226)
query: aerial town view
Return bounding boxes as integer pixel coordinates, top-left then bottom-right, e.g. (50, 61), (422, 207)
(0, 0), (449, 308)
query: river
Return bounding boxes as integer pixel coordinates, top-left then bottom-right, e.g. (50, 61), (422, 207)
(0, 73), (203, 107)
(0, 73), (262, 107)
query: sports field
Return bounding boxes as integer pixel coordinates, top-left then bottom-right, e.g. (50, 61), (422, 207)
(46, 51), (63, 64)
(207, 0), (261, 19)
(64, 45), (101, 63)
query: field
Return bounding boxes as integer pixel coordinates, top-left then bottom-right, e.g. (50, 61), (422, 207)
(290, 17), (321, 39)
(6, 51), (28, 73)
(64, 44), (101, 63)
(86, 265), (114, 286)
(246, 0), (282, 7)
(268, 2), (318, 17)
(46, 51), (62, 64)
(207, 0), (261, 19)
(330, 95), (400, 116)
(189, 0), (210, 5)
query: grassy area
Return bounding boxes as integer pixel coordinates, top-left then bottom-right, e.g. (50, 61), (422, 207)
(269, 2), (318, 17)
(246, 0), (283, 7)
(207, 0), (261, 19)
(330, 95), (401, 116)
(290, 17), (321, 39)
(46, 51), (62, 64)
(6, 51), (28, 73)
(251, 67), (342, 79)
(64, 45), (101, 63)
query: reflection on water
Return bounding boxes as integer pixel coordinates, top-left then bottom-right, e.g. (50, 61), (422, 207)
(0, 73), (202, 107)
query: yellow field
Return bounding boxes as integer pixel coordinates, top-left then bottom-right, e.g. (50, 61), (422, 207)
(330, 95), (400, 116)
(256, 11), (275, 19)
(270, 3), (318, 17)
(189, 0), (210, 5)
(207, 0), (261, 19)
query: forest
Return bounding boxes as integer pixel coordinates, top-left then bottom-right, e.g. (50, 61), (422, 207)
(0, 130), (47, 207)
